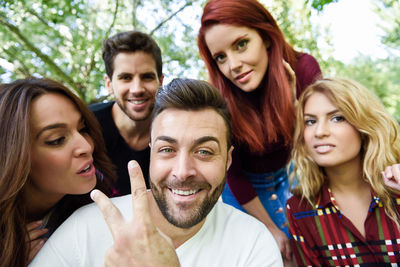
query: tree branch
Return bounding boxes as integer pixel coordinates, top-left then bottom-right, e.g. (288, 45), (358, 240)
(84, 0), (119, 89)
(1, 47), (31, 76)
(149, 1), (193, 35)
(0, 14), (81, 97)
(27, 7), (52, 29)
(105, 0), (120, 40)
(132, 0), (141, 29)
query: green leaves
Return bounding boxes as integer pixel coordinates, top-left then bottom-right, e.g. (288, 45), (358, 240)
(306, 0), (337, 12)
(0, 0), (203, 103)
(0, 0), (398, 119)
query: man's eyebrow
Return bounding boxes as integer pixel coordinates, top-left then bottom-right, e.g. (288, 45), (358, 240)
(154, 135), (220, 147)
(141, 71), (157, 76)
(193, 136), (220, 148)
(116, 72), (132, 78)
(154, 135), (177, 144)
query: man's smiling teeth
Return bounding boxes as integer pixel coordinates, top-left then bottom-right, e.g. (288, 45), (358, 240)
(171, 189), (199, 196)
(129, 100), (146, 104)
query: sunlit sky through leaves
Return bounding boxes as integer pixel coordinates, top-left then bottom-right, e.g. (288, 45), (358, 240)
(310, 0), (389, 63)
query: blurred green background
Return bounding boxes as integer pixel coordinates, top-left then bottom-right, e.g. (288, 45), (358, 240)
(1, 0), (399, 119)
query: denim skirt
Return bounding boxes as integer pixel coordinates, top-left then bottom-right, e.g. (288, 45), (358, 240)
(221, 166), (292, 236)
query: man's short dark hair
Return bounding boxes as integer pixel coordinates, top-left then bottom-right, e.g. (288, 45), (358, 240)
(102, 31), (163, 79)
(152, 78), (232, 148)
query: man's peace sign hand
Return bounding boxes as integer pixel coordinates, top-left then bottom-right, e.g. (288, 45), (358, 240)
(91, 160), (180, 267)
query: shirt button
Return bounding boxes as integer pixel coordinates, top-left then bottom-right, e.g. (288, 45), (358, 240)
(270, 194), (278, 200)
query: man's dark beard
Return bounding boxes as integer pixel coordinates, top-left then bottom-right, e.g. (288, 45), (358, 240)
(115, 97), (154, 121)
(150, 176), (226, 229)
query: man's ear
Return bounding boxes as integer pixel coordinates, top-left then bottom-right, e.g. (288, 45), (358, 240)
(159, 74), (164, 86)
(104, 74), (114, 96)
(226, 146), (234, 170)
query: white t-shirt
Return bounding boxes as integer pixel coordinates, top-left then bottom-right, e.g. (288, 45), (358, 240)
(30, 195), (282, 267)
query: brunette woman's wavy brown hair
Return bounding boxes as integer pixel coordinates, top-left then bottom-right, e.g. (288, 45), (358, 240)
(198, 0), (301, 153)
(0, 77), (115, 267)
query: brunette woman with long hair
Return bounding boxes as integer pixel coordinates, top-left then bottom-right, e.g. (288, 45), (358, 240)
(198, 0), (321, 262)
(0, 77), (115, 267)
(288, 78), (400, 265)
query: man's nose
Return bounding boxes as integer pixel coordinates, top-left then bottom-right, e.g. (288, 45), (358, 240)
(129, 78), (145, 94)
(172, 153), (197, 181)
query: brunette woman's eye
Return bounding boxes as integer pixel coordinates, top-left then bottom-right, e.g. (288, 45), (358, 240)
(45, 137), (65, 146)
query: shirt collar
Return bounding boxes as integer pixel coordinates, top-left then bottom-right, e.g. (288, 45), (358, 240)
(314, 185), (333, 209)
(316, 184), (382, 210)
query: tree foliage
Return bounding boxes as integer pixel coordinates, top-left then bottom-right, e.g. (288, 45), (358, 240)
(322, 0), (400, 119)
(0, 0), (204, 103)
(305, 0), (337, 12)
(262, 0), (322, 54)
(1, 0), (326, 103)
(375, 0), (400, 51)
(373, 0), (400, 119)
(326, 55), (400, 120)
(0, 0), (117, 102)
(0, 0), (399, 119)
(304, 0), (400, 119)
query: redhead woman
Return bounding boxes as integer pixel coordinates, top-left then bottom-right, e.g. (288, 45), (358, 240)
(0, 78), (115, 266)
(288, 78), (400, 266)
(198, 0), (321, 261)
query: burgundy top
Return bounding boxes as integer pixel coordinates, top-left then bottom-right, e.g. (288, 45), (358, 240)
(287, 186), (400, 266)
(227, 53), (322, 204)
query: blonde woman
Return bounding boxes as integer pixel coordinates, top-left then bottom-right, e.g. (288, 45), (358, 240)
(287, 77), (400, 266)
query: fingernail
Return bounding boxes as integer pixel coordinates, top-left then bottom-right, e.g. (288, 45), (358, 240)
(128, 160), (137, 169)
(90, 190), (98, 200)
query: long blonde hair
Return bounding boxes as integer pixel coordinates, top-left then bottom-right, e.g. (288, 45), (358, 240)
(291, 77), (400, 226)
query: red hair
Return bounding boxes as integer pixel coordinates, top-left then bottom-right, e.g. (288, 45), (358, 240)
(198, 0), (300, 153)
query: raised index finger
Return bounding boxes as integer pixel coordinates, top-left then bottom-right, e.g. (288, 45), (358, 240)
(128, 160), (152, 224)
